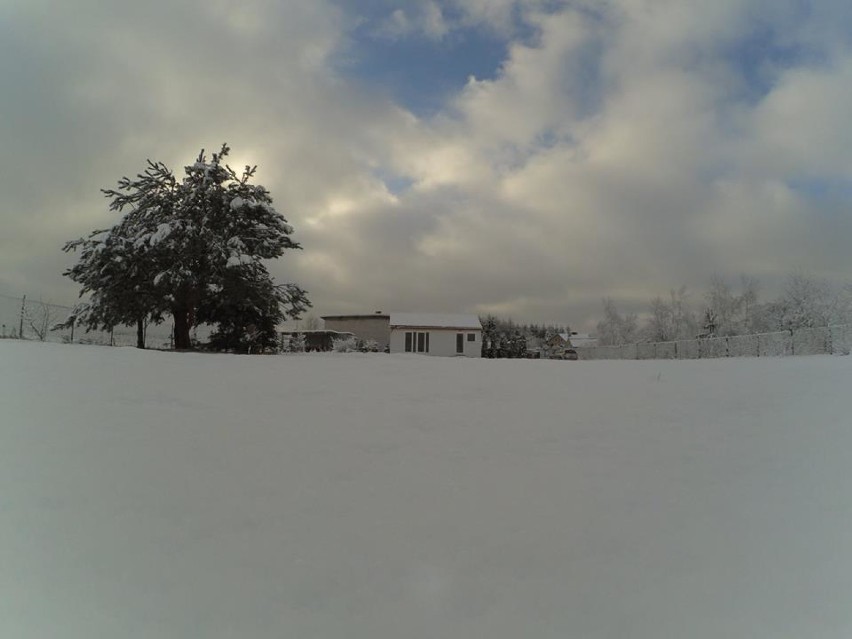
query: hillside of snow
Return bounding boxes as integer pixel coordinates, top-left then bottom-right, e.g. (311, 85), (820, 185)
(2, 341), (851, 638)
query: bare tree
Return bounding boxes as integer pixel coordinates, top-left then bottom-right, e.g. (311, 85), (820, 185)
(26, 300), (59, 341)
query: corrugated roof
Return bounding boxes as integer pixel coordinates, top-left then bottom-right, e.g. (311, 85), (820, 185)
(389, 313), (482, 329)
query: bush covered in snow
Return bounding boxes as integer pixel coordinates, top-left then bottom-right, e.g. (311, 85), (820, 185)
(332, 336), (358, 353)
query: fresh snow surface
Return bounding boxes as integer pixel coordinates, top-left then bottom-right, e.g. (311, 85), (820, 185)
(2, 341), (851, 639)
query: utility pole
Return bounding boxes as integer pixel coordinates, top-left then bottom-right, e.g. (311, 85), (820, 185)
(19, 295), (26, 338)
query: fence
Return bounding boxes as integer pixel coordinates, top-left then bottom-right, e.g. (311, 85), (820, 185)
(577, 324), (852, 361)
(0, 292), (199, 348)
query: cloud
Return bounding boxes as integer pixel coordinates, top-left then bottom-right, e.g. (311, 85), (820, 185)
(374, 2), (450, 41)
(3, 0), (852, 331)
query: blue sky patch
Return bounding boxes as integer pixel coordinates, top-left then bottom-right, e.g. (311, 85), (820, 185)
(373, 168), (416, 195)
(333, 1), (511, 116)
(723, 23), (826, 102)
(787, 177), (852, 201)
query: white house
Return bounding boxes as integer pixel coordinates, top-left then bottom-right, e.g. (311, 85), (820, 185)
(389, 313), (482, 357)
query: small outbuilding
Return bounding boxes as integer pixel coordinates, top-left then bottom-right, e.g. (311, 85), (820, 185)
(389, 313), (482, 357)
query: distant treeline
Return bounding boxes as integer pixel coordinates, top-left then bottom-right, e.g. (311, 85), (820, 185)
(597, 273), (852, 346)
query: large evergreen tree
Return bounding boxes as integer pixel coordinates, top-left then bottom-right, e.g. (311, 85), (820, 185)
(63, 144), (309, 350)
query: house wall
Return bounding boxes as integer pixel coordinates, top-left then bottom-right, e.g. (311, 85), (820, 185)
(322, 317), (390, 350)
(390, 328), (482, 357)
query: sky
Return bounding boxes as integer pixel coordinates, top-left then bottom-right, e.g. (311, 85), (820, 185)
(2, 0), (852, 330)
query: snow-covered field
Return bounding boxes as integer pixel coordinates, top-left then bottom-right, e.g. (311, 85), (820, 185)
(2, 341), (852, 638)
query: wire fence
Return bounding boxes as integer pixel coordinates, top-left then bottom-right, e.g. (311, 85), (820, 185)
(576, 325), (852, 361)
(0, 292), (204, 348)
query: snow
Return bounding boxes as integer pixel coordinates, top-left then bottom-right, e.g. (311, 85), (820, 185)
(149, 222), (173, 245)
(390, 312), (482, 329)
(226, 254), (251, 267)
(2, 341), (852, 638)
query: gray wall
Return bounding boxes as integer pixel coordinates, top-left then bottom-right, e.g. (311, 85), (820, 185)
(322, 317), (391, 350)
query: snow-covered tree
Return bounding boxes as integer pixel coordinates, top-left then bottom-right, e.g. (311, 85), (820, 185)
(739, 275), (760, 333)
(332, 336), (357, 352)
(301, 314), (322, 331)
(642, 287), (697, 342)
(508, 331), (527, 358)
(703, 275), (741, 337)
(63, 144), (309, 350)
(596, 298), (638, 346)
(62, 212), (166, 348)
(758, 273), (848, 331)
(480, 315), (499, 358)
(701, 275), (763, 337)
(360, 339), (379, 352)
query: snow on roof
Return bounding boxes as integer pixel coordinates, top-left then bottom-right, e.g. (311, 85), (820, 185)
(322, 313), (389, 320)
(390, 313), (481, 330)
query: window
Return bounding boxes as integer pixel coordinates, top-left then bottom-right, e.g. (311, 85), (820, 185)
(467, 333), (476, 342)
(404, 331), (429, 353)
(457, 333), (464, 354)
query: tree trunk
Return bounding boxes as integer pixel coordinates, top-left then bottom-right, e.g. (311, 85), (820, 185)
(136, 317), (146, 349)
(173, 307), (192, 350)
